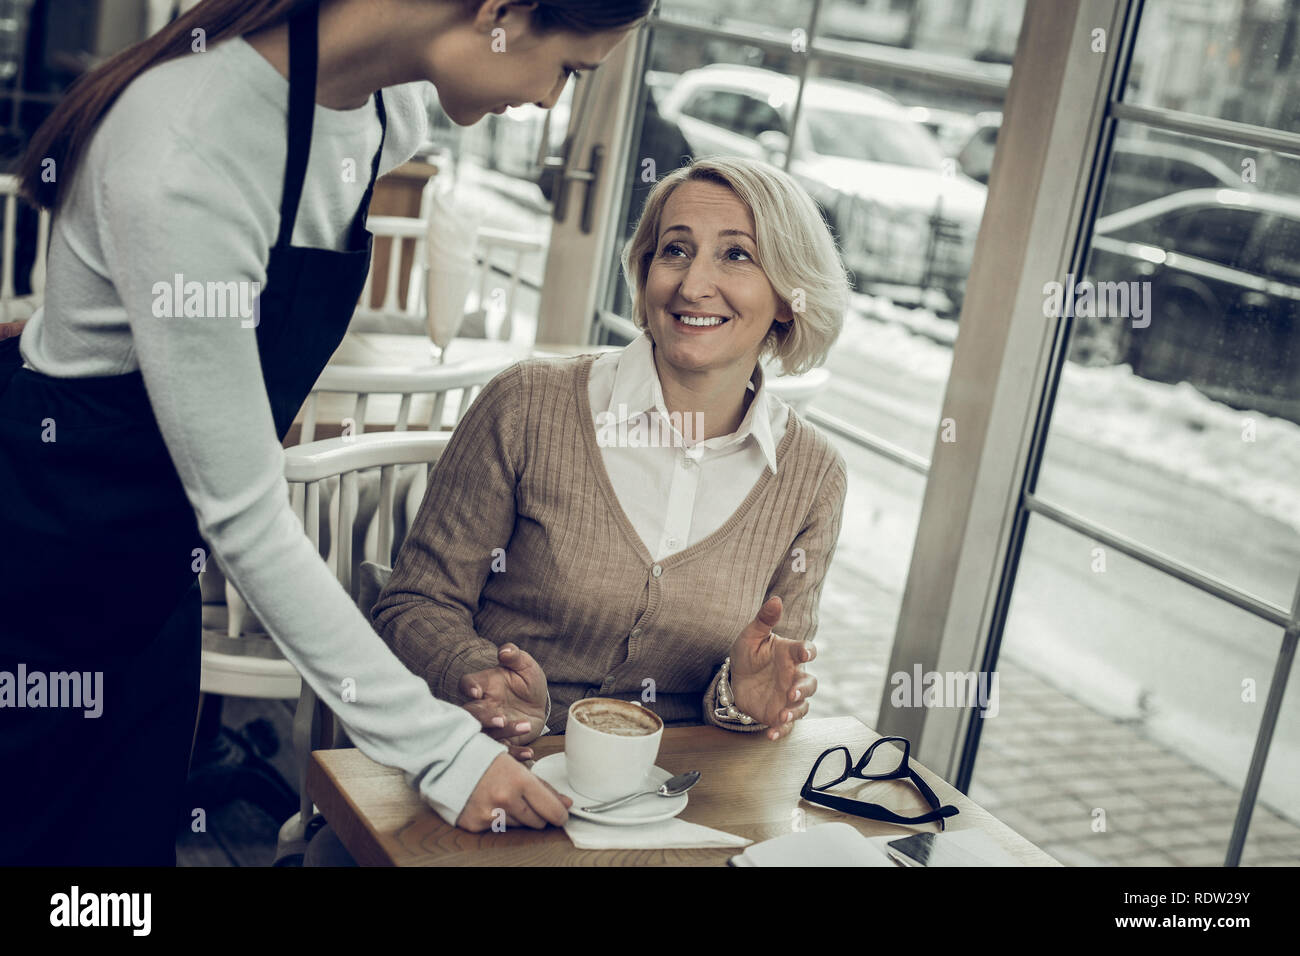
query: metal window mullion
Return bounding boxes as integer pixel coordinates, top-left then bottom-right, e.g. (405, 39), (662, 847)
(1024, 493), (1292, 629)
(646, 16), (814, 59)
(807, 39), (1010, 96)
(1110, 101), (1300, 157)
(781, 0), (823, 176)
(1226, 578), (1299, 866)
(646, 16), (1011, 95)
(806, 407), (930, 476)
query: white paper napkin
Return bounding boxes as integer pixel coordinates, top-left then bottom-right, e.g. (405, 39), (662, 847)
(563, 816), (752, 851)
(424, 187), (479, 350)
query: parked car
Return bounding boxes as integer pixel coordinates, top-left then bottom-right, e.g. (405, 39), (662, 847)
(1085, 188), (1300, 422)
(957, 113), (1244, 215)
(658, 64), (988, 311)
(905, 105), (978, 158)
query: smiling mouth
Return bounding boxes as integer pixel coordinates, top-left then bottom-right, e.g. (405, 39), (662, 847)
(673, 313), (730, 328)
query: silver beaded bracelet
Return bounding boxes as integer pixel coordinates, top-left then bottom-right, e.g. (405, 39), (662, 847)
(713, 656), (760, 725)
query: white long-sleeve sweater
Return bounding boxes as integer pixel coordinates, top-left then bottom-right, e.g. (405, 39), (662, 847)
(17, 35), (505, 825)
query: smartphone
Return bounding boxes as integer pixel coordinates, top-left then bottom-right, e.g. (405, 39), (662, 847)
(886, 831), (1015, 867)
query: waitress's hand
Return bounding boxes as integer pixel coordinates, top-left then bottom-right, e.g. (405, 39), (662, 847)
(728, 596), (817, 741)
(459, 643), (548, 748)
(0, 319), (27, 340)
(455, 753), (571, 831)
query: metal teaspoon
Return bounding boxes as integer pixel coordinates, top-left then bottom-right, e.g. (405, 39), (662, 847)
(579, 770), (702, 813)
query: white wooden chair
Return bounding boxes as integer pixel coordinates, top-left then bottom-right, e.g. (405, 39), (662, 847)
(349, 214), (544, 342)
(460, 226), (545, 341)
(298, 350), (515, 443)
(0, 174), (49, 323)
(272, 431), (454, 859)
(201, 350), (512, 678)
(352, 215), (430, 334)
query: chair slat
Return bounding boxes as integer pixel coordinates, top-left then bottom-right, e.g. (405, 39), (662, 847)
(301, 393), (319, 445)
(430, 390), (448, 431)
(382, 235), (404, 313)
(377, 463), (395, 566)
(2, 192), (16, 304)
(353, 393), (369, 436)
(338, 471), (356, 600)
(32, 208), (49, 298)
(306, 482), (320, 552)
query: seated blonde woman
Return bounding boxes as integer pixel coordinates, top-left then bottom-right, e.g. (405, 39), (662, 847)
(371, 156), (849, 754)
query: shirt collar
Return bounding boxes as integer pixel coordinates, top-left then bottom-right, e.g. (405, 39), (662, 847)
(605, 333), (780, 473)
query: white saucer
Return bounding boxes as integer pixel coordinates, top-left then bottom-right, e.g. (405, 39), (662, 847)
(532, 753), (689, 826)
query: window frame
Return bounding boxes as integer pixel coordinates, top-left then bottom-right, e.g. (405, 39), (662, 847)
(534, 0), (1300, 867)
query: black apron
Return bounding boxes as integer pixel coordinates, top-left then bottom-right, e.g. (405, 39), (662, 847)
(0, 4), (387, 865)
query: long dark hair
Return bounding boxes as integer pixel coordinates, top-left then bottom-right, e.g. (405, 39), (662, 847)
(18, 0), (652, 210)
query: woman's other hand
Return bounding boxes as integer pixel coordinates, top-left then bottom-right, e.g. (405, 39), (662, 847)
(0, 319), (28, 340)
(459, 643), (549, 747)
(455, 753), (571, 831)
(728, 595), (817, 740)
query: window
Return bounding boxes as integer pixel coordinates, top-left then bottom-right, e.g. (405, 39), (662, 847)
(955, 3), (1300, 867)
(1161, 206), (1261, 268)
(1258, 215), (1300, 286)
(595, 0), (1021, 742)
(734, 94), (787, 139)
(537, 0), (1299, 868)
(803, 107), (945, 167)
(679, 88), (747, 132)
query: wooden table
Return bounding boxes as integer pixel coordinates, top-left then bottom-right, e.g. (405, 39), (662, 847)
(307, 716), (1061, 866)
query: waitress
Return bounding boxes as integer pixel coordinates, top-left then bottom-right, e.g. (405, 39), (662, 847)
(0, 0), (647, 865)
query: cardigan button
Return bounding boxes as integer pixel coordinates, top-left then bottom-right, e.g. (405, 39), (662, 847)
(630, 627), (643, 639)
(651, 564), (663, 578)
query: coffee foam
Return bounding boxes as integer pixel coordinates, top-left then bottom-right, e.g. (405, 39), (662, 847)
(572, 700), (661, 737)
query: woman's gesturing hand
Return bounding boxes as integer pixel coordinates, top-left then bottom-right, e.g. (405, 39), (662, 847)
(459, 643), (549, 750)
(455, 753), (571, 832)
(728, 595), (818, 741)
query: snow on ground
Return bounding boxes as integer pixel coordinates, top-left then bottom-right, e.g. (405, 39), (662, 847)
(843, 297), (1300, 538)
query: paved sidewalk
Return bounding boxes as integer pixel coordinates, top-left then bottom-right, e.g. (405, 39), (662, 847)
(809, 546), (1300, 867)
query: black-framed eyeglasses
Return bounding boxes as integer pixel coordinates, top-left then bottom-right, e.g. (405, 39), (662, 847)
(800, 736), (960, 830)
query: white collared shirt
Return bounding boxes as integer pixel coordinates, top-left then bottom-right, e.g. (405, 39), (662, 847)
(588, 333), (789, 561)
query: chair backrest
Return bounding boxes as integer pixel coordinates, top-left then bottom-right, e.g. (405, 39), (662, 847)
(284, 431), (451, 602)
(463, 226), (544, 341)
(351, 210), (544, 341)
(211, 431), (451, 639)
(298, 351), (515, 444)
(357, 216), (428, 326)
(280, 431), (452, 819)
(0, 174), (50, 323)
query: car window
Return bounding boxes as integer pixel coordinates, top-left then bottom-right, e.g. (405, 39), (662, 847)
(1257, 214), (1300, 285)
(1103, 150), (1229, 215)
(735, 94), (787, 139)
(1113, 152), (1224, 192)
(680, 88), (748, 135)
(1161, 206), (1261, 268)
(803, 108), (945, 169)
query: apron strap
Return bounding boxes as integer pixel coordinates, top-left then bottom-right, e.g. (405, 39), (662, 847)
(349, 90), (388, 246)
(276, 3), (319, 250)
(277, 5), (389, 251)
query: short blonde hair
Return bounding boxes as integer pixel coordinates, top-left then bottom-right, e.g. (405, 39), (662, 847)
(620, 156), (848, 376)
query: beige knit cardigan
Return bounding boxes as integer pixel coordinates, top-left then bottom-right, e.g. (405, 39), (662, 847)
(371, 354), (847, 733)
